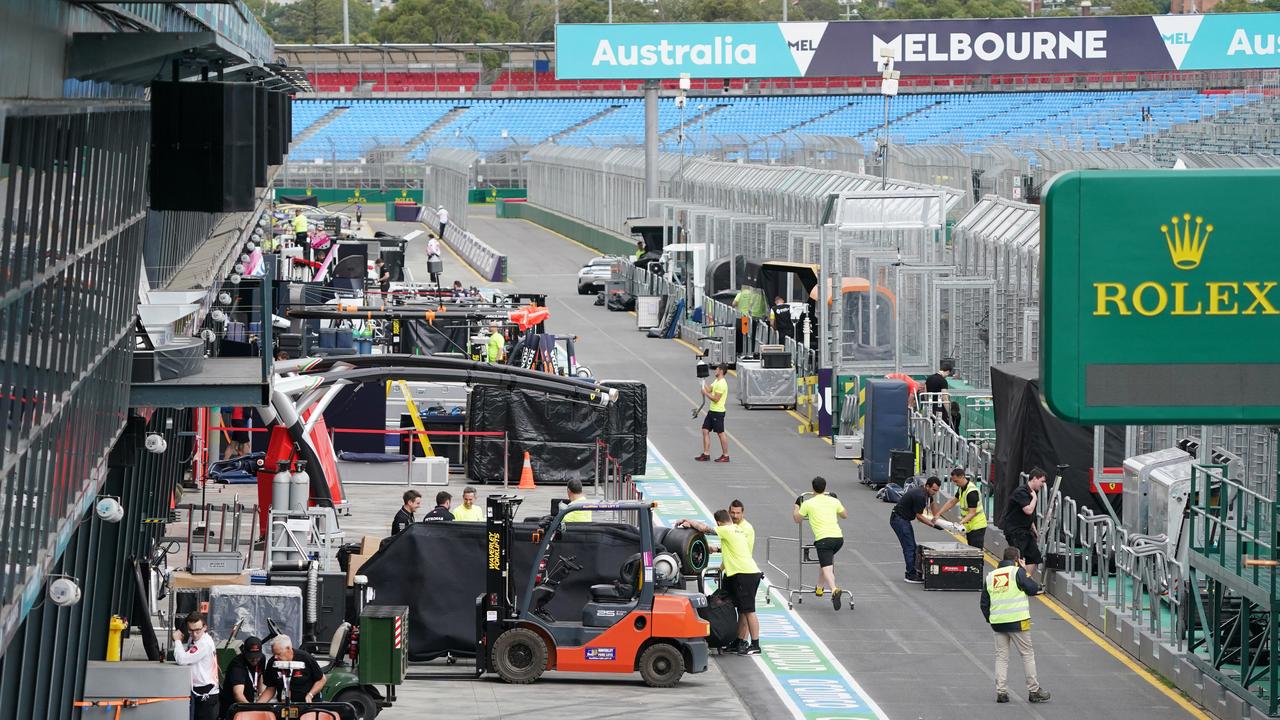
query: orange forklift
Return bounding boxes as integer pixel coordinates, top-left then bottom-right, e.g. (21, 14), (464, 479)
(476, 495), (710, 687)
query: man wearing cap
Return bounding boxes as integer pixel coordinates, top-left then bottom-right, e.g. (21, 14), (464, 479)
(436, 205), (449, 239)
(220, 636), (266, 716)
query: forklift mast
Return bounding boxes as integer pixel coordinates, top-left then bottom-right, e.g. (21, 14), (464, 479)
(477, 495), (523, 673)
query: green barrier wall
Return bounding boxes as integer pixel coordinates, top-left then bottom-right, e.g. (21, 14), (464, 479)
(275, 188), (424, 204)
(468, 188), (528, 204)
(498, 200), (634, 257)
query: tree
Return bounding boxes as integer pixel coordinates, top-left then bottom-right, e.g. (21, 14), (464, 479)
(1108, 0), (1158, 14)
(372, 0), (518, 43)
(1212, 0), (1280, 11)
(265, 0), (375, 43)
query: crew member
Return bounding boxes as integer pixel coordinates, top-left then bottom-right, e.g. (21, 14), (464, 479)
(793, 477), (849, 609)
(292, 209), (309, 261)
(423, 490), (454, 522)
(732, 284), (766, 354)
(1001, 468), (1046, 577)
(375, 258), (391, 297)
(563, 479), (592, 523)
(935, 467), (988, 549)
(220, 636), (265, 715)
(981, 547), (1051, 704)
(355, 203), (363, 226)
(260, 635), (325, 704)
(172, 611), (219, 720)
(695, 364), (730, 463)
(426, 233), (442, 259)
(769, 295), (793, 340)
(451, 280), (466, 300)
(924, 359), (954, 419)
(634, 239), (645, 261)
(679, 500), (762, 654)
(453, 486), (484, 522)
(392, 489), (421, 535)
(224, 407), (251, 460)
(486, 323), (505, 364)
(890, 476), (944, 584)
(436, 205), (449, 238)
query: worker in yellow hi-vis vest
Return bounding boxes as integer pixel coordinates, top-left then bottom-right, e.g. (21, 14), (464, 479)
(936, 466), (988, 549)
(981, 547), (1051, 705)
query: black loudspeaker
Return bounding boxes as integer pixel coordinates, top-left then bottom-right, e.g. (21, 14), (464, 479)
(266, 91), (286, 165)
(150, 81), (256, 212)
(253, 86), (268, 187)
(284, 95), (293, 152)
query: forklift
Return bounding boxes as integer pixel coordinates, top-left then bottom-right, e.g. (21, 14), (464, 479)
(476, 495), (710, 687)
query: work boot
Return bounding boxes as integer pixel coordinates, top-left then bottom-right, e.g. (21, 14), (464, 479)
(694, 454), (710, 462)
(1028, 689), (1051, 704)
(996, 692), (1009, 704)
(832, 588), (843, 611)
(740, 641), (762, 655)
(715, 455), (730, 463)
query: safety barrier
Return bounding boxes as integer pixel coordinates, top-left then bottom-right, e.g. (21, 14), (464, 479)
(442, 223), (508, 282)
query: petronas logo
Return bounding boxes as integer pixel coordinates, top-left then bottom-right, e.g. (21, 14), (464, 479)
(1162, 213), (1212, 270)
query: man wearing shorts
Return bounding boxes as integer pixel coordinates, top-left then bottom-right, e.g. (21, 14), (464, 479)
(679, 502), (761, 654)
(793, 476), (849, 610)
(695, 364), (730, 463)
(1002, 467), (1047, 577)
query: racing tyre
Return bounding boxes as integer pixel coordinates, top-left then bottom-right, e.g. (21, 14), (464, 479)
(493, 628), (547, 684)
(639, 643), (685, 688)
(334, 689), (380, 719)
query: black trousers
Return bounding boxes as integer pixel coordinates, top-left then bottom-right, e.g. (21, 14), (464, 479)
(191, 688), (219, 720)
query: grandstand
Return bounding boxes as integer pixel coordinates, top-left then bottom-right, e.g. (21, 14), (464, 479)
(287, 90), (1270, 165)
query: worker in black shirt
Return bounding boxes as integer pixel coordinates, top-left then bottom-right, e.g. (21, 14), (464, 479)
(769, 295), (794, 340)
(422, 490), (454, 522)
(220, 636), (265, 715)
(392, 489), (421, 535)
(923, 359), (954, 419)
(1001, 468), (1047, 576)
(889, 477), (945, 584)
(260, 635), (325, 703)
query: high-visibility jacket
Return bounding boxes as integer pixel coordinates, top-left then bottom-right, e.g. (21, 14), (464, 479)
(986, 565), (1031, 626)
(293, 215), (308, 234)
(958, 481), (988, 533)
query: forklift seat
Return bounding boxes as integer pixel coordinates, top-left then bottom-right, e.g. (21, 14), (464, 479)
(323, 622), (352, 673)
(589, 553), (643, 604)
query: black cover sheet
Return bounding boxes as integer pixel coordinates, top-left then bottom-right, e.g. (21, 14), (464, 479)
(466, 384), (648, 483)
(990, 362), (1124, 524)
(278, 194), (318, 207)
(400, 317), (472, 356)
(361, 520), (642, 660)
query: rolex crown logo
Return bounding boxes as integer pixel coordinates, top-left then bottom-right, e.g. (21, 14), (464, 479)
(1161, 212), (1212, 270)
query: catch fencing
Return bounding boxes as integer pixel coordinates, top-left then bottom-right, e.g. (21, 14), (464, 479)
(428, 148), (479, 232)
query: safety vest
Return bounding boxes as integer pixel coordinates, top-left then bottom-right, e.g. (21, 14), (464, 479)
(986, 566), (1031, 626)
(958, 481), (988, 533)
(293, 215), (308, 234)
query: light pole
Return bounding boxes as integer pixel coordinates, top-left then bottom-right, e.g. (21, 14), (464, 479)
(342, 0), (350, 44)
(877, 46), (899, 190)
(608, 0), (613, 22)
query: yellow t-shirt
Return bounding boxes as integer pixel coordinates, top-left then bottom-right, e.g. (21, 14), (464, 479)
(486, 332), (504, 363)
(563, 498), (593, 523)
(708, 377), (728, 413)
(718, 520), (759, 577)
(800, 493), (846, 540)
(452, 503), (484, 522)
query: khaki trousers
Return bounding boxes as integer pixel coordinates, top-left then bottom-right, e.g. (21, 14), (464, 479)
(994, 630), (1040, 694)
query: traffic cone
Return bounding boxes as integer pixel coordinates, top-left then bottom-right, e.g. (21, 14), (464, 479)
(518, 451), (537, 490)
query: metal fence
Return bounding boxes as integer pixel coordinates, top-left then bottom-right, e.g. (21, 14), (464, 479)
(428, 148), (479, 232)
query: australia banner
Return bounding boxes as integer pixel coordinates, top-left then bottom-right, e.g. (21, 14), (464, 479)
(555, 14), (1280, 79)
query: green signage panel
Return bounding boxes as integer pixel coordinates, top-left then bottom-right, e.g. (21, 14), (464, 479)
(1042, 169), (1280, 425)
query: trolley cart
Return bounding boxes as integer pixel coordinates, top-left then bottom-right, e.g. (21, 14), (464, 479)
(765, 492), (855, 611)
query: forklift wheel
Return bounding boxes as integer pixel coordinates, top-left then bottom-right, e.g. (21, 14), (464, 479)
(333, 689), (379, 719)
(639, 643), (685, 688)
(493, 628), (547, 684)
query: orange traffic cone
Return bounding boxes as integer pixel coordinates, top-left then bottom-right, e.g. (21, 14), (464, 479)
(518, 451), (537, 490)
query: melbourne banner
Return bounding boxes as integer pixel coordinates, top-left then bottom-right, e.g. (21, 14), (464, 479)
(555, 14), (1280, 78)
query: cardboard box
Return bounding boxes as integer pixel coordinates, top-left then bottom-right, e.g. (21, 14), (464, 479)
(360, 535), (380, 556)
(171, 571), (251, 589)
(347, 553), (374, 586)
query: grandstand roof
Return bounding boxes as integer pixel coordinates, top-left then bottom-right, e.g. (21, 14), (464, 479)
(278, 43), (551, 64)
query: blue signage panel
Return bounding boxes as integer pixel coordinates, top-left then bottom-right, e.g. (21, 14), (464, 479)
(554, 14), (1280, 79)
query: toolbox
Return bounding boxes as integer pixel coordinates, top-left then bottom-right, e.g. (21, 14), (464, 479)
(916, 541), (984, 591)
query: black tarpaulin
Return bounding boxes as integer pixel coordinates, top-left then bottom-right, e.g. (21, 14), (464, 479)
(466, 386), (608, 484)
(399, 317), (471, 356)
(278, 194), (318, 207)
(601, 380), (648, 476)
(361, 520), (642, 660)
(990, 362), (1124, 526)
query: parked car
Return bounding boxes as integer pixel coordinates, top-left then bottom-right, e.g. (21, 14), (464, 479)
(577, 256), (621, 294)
